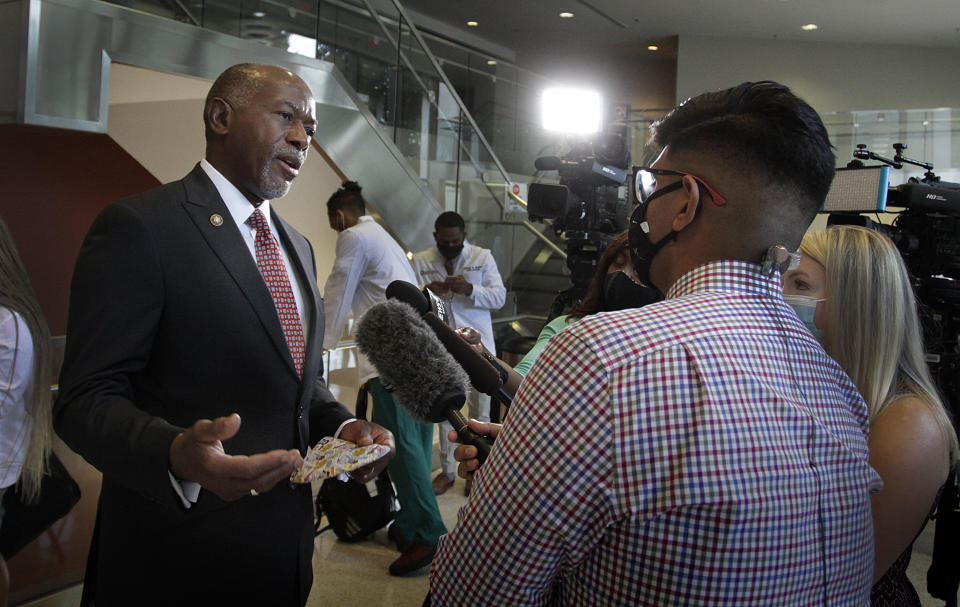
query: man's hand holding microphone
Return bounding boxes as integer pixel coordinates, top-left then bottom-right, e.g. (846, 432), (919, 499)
(448, 419), (501, 480)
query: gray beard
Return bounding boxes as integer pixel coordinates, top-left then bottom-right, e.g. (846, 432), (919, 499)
(258, 161), (292, 200)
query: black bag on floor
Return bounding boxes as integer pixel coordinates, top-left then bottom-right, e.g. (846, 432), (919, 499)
(314, 384), (397, 542)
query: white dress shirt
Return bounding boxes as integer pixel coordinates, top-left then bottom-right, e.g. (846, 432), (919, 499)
(200, 159), (309, 335)
(0, 307), (34, 489)
(322, 215), (417, 382)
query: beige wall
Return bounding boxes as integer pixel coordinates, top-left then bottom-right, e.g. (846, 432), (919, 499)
(676, 36), (960, 113)
(106, 63), (362, 408)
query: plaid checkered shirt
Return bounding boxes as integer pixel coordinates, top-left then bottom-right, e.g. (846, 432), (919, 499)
(431, 260), (881, 606)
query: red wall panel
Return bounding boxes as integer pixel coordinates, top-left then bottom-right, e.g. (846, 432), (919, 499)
(0, 124), (160, 336)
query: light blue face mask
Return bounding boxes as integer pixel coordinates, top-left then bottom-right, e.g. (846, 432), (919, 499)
(783, 294), (825, 343)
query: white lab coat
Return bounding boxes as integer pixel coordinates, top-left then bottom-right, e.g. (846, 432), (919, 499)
(411, 241), (506, 352)
(323, 215), (417, 382)
(411, 240), (506, 476)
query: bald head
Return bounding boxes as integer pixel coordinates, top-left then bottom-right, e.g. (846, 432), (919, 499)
(203, 63), (317, 203)
(204, 64), (310, 141)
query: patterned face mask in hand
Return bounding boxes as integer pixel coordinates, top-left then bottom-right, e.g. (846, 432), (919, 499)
(783, 294), (825, 343)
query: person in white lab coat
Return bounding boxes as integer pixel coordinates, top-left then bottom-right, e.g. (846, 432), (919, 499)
(323, 181), (446, 576)
(411, 211), (506, 496)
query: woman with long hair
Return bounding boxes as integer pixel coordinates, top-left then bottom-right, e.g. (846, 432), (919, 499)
(0, 217), (53, 605)
(783, 225), (959, 605)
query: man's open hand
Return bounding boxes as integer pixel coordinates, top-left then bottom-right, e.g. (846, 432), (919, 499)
(169, 413), (302, 501)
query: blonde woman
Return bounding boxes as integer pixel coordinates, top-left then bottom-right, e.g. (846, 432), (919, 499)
(783, 225), (959, 605)
(0, 217), (52, 606)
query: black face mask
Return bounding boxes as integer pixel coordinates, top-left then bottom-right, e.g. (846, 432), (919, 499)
(627, 201), (677, 289)
(602, 271), (661, 312)
(437, 244), (463, 260)
(628, 178), (705, 290)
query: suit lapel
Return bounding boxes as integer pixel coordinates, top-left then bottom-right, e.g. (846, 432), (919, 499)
(179, 166), (298, 379)
(273, 212), (323, 382)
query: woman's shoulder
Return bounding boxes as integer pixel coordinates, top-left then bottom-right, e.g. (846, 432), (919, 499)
(0, 306), (25, 335)
(876, 395), (945, 431)
(871, 395), (951, 471)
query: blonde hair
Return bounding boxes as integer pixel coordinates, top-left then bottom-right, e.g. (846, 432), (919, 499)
(800, 225), (958, 466)
(0, 218), (52, 502)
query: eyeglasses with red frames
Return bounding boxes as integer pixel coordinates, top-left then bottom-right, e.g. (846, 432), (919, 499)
(633, 167), (727, 207)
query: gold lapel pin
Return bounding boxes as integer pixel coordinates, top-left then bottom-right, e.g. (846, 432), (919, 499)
(210, 213), (224, 227)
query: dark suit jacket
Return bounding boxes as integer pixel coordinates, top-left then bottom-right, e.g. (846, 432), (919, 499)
(54, 165), (353, 606)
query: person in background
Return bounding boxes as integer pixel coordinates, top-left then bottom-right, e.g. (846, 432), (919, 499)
(458, 231), (660, 399)
(411, 211), (505, 496)
(430, 81), (880, 605)
(783, 225), (959, 606)
(323, 181), (447, 576)
(0, 218), (53, 607)
(54, 64), (393, 606)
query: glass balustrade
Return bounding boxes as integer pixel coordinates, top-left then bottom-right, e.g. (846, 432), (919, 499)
(118, 0), (573, 305)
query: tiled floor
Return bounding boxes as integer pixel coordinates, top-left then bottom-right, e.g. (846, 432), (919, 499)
(307, 475), (468, 607)
(20, 476), (949, 607)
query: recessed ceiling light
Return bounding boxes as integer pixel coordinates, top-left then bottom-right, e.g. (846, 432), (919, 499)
(252, 10), (265, 17)
(466, 20), (479, 27)
(801, 23), (818, 31)
(559, 12), (575, 18)
(487, 60), (497, 65)
(647, 45), (659, 51)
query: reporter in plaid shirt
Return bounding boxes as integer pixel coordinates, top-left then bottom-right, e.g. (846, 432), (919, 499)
(430, 81), (882, 606)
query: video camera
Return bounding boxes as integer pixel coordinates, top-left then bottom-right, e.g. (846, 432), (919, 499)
(825, 142), (960, 428)
(825, 143), (960, 279)
(527, 132), (632, 314)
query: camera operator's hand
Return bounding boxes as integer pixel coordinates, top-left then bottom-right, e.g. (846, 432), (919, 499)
(449, 419), (501, 479)
(444, 275), (473, 296)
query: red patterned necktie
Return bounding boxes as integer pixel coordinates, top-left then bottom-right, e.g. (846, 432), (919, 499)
(247, 208), (305, 377)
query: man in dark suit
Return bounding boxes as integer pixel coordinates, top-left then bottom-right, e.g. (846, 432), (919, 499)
(54, 63), (394, 606)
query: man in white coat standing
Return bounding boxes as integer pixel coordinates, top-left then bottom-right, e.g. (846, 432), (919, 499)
(323, 181), (447, 576)
(411, 211), (506, 495)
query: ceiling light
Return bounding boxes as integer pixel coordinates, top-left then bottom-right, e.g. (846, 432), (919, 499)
(487, 60), (497, 66)
(252, 10), (265, 17)
(647, 45), (659, 51)
(466, 20), (478, 27)
(801, 23), (818, 31)
(559, 12), (575, 18)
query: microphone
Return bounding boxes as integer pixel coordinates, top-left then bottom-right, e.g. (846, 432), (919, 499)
(385, 281), (509, 402)
(534, 156), (572, 171)
(355, 299), (492, 465)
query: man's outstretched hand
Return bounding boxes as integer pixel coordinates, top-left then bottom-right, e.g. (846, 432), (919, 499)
(169, 413), (302, 501)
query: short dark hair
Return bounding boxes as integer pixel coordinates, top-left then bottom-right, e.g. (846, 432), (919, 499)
(327, 181), (365, 216)
(435, 211), (465, 232)
(652, 81), (835, 222)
